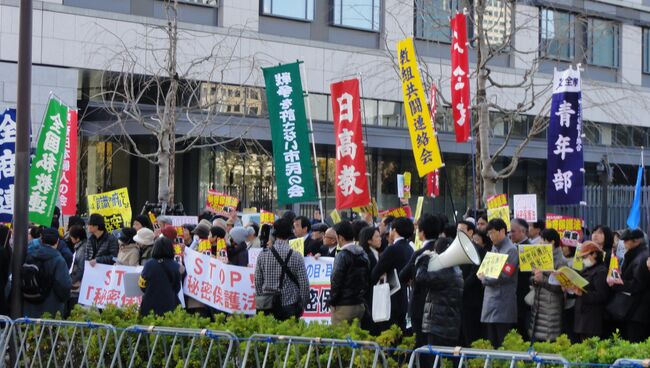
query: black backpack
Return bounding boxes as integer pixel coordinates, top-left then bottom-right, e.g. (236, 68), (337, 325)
(21, 257), (52, 303)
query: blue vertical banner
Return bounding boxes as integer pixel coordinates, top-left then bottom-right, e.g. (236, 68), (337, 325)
(0, 108), (16, 223)
(547, 67), (584, 205)
(626, 163), (643, 229)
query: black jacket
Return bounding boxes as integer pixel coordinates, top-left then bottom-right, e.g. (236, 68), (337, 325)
(612, 245), (650, 322)
(461, 243), (487, 308)
(574, 263), (609, 336)
(304, 237), (324, 256)
(399, 239), (436, 333)
(139, 258), (181, 317)
(416, 254), (464, 340)
(371, 238), (414, 321)
(320, 245), (338, 258)
(24, 245), (72, 318)
(227, 241), (249, 267)
(330, 243), (370, 306)
(86, 231), (119, 265)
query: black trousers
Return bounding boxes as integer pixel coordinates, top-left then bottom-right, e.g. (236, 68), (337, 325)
(485, 323), (512, 348)
(624, 321), (650, 343)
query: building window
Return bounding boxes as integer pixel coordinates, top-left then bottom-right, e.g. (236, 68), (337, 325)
(261, 0), (314, 21)
(332, 0), (380, 31)
(414, 0), (456, 43)
(643, 28), (650, 74)
(587, 18), (619, 68)
(176, 0), (218, 6)
(540, 9), (575, 60)
(475, 0), (512, 48)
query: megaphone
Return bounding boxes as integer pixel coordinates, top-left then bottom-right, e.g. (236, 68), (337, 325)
(428, 230), (481, 271)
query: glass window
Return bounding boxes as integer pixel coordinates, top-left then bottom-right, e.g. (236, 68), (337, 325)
(362, 98), (378, 125)
(643, 28), (650, 74)
(583, 120), (601, 145)
(611, 125), (629, 146)
(476, 0), (512, 48)
(632, 127), (646, 147)
(540, 9), (575, 60)
(262, 0), (314, 21)
(414, 0), (456, 43)
(332, 0), (380, 31)
(378, 100), (402, 127)
(587, 18), (619, 68)
(309, 93), (329, 122)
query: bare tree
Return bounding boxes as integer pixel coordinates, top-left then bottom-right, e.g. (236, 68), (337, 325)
(92, 0), (256, 208)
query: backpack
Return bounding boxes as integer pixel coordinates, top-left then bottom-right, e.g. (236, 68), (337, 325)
(21, 257), (52, 303)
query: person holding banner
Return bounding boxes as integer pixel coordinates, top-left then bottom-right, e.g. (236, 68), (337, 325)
(86, 214), (119, 267)
(480, 219), (519, 348)
(573, 241), (610, 341)
(330, 221), (370, 325)
(528, 229), (568, 342)
(134, 228), (155, 265)
(67, 225), (87, 313)
(138, 237), (182, 317)
(116, 228), (139, 266)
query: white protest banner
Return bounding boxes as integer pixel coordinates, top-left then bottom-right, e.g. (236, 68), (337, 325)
(78, 262), (143, 308)
(513, 194), (537, 222)
(183, 247), (256, 315)
(303, 256), (334, 322)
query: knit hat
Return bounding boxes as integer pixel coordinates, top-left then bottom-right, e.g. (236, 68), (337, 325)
(193, 222), (210, 239)
(41, 228), (60, 246)
(161, 225), (178, 242)
(133, 228), (155, 246)
(88, 213), (105, 227)
(230, 226), (249, 245)
(118, 227), (137, 244)
(213, 218), (227, 229)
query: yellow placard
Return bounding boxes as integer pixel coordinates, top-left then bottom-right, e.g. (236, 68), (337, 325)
(487, 194), (507, 210)
(289, 237), (305, 255)
(87, 187), (132, 232)
(477, 252), (509, 279)
(572, 244), (583, 271)
(414, 237), (423, 251)
(260, 210), (275, 225)
(148, 211), (158, 229)
(608, 254), (621, 279)
(555, 266), (589, 290)
(198, 239), (212, 254)
(353, 198), (378, 217)
(330, 209), (341, 224)
(397, 37), (443, 177)
(414, 196), (424, 222)
(519, 244), (554, 272)
(487, 205), (511, 231)
(206, 190), (239, 213)
(403, 172), (412, 199)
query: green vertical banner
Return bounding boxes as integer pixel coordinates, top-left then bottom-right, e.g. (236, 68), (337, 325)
(263, 62), (317, 205)
(28, 97), (69, 225)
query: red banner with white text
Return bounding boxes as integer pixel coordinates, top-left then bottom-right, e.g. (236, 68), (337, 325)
(330, 79), (370, 209)
(59, 109), (78, 215)
(450, 13), (471, 143)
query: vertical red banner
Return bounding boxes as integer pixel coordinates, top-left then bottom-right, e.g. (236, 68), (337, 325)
(330, 79), (370, 210)
(450, 13), (471, 143)
(59, 109), (78, 215)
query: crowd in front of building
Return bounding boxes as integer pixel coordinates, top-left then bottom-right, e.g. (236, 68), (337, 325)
(1, 207), (650, 349)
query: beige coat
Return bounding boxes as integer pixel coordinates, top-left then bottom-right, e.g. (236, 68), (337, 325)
(116, 242), (140, 266)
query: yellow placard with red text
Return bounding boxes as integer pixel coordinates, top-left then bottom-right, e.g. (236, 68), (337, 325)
(487, 205), (511, 231)
(397, 37), (443, 177)
(260, 210), (275, 225)
(477, 252), (509, 279)
(487, 194), (507, 210)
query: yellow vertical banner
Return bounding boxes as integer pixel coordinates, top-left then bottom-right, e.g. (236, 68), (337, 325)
(414, 196), (424, 222)
(397, 38), (443, 176)
(403, 172), (412, 199)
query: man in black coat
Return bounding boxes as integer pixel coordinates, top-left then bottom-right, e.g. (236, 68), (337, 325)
(399, 214), (441, 349)
(510, 218), (531, 340)
(458, 220), (487, 346)
(86, 214), (119, 266)
(371, 217), (414, 332)
(608, 228), (650, 342)
(294, 216), (323, 256)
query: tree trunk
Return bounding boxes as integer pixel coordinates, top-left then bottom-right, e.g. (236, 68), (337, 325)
(475, 0), (498, 202)
(158, 142), (171, 205)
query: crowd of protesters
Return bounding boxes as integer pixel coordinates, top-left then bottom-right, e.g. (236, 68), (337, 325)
(1, 206), (650, 349)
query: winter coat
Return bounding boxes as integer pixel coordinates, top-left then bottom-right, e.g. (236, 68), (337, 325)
(0, 242), (10, 315)
(116, 242), (140, 266)
(330, 243), (370, 307)
(70, 240), (87, 294)
(416, 253), (464, 340)
(57, 239), (74, 269)
(461, 243), (487, 309)
(139, 258), (181, 317)
(227, 241), (249, 267)
(86, 231), (119, 265)
(23, 244), (72, 318)
(611, 245), (650, 323)
(304, 237), (324, 257)
(371, 238), (414, 322)
(139, 245), (154, 265)
(399, 239), (436, 334)
(481, 237), (519, 324)
(528, 246), (567, 341)
(574, 262), (610, 337)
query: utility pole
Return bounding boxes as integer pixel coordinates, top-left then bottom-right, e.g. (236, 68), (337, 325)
(10, 0), (33, 318)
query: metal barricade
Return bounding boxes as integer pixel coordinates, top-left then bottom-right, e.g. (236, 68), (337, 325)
(407, 346), (570, 368)
(0, 315), (13, 367)
(111, 325), (238, 368)
(10, 317), (120, 368)
(241, 334), (388, 368)
(613, 359), (650, 367)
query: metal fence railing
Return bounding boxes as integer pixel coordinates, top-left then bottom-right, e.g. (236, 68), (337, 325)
(0, 315), (12, 367)
(240, 334), (388, 368)
(9, 318), (119, 368)
(613, 359), (650, 368)
(111, 325), (238, 368)
(407, 346), (570, 368)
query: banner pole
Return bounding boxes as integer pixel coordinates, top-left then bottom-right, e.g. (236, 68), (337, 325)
(299, 61), (325, 223)
(357, 74), (375, 210)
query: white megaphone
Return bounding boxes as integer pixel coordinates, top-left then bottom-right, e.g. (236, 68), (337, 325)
(427, 230), (481, 271)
